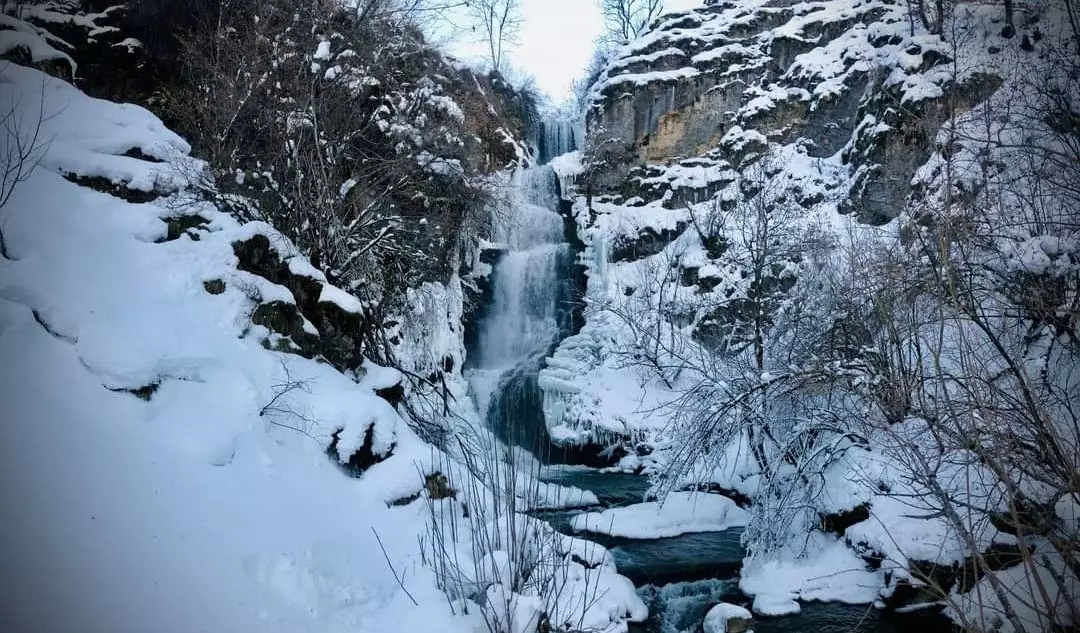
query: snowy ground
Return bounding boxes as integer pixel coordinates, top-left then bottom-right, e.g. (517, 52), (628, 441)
(0, 61), (644, 633)
(0, 60), (469, 633)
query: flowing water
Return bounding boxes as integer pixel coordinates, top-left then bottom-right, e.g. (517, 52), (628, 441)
(539, 468), (957, 633)
(534, 119), (584, 165)
(469, 145), (956, 633)
(466, 165), (580, 462)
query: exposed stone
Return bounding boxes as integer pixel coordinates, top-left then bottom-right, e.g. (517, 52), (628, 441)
(122, 147), (163, 163)
(232, 234), (368, 371)
(610, 222), (687, 263)
(64, 173), (161, 203)
(388, 492), (421, 507)
(309, 299), (366, 371)
(251, 301), (319, 359)
(820, 502), (871, 536)
(387, 472), (456, 507)
(327, 426), (393, 477)
(108, 382), (161, 401)
(878, 542), (1025, 611)
(203, 279), (226, 295)
(479, 245), (506, 267)
(676, 482), (752, 508)
(424, 472), (456, 500)
(842, 72), (1003, 224)
(680, 265), (701, 287)
(375, 382), (406, 408)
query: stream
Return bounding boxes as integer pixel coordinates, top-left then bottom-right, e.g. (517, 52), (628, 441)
(539, 467), (957, 633)
(466, 148), (956, 633)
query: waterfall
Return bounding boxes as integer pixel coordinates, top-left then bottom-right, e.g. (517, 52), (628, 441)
(467, 165), (579, 462)
(535, 119), (584, 165)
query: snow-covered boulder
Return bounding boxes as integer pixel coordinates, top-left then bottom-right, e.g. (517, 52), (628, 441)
(569, 491), (749, 539)
(703, 602), (753, 633)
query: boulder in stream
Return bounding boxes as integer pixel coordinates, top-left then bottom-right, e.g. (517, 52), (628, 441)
(703, 602), (753, 633)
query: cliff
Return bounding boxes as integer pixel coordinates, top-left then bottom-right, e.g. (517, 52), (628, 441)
(543, 0), (1078, 625)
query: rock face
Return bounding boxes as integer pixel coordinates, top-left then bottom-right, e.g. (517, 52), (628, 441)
(583, 0), (999, 224)
(232, 233), (368, 372)
(542, 0), (1014, 465)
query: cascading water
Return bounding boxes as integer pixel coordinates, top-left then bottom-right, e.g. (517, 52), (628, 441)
(467, 165), (580, 462)
(534, 119), (584, 165)
(463, 131), (957, 633)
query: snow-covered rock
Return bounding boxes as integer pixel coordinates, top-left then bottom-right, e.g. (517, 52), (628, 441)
(569, 492), (749, 539)
(702, 602), (753, 633)
(739, 532), (882, 616)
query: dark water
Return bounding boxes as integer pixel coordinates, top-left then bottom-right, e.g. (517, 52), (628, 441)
(533, 504), (745, 586)
(539, 468), (957, 633)
(540, 467), (652, 506)
(750, 602), (954, 633)
(608, 530), (745, 586)
(632, 582), (954, 633)
(539, 468), (743, 584)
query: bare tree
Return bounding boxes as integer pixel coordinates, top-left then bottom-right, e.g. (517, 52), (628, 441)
(467, 0), (522, 73)
(908, 0), (947, 35)
(599, 0), (664, 42)
(0, 73), (48, 260)
(420, 430), (609, 633)
(165, 0), (501, 366)
(812, 26), (1080, 627)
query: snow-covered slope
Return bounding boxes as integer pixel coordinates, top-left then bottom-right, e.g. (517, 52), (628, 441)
(0, 60), (456, 633)
(0, 61), (645, 633)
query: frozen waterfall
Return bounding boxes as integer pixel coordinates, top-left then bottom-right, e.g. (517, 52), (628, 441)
(467, 165), (579, 461)
(534, 119), (584, 165)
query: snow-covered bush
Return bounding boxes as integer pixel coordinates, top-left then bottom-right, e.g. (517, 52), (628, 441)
(420, 430), (646, 633)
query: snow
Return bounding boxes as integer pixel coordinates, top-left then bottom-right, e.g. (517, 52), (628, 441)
(0, 62), (191, 194)
(0, 26), (75, 71)
(1056, 493), (1080, 538)
(0, 62), (645, 633)
(549, 149), (585, 195)
(702, 602), (752, 633)
(570, 492), (749, 539)
(947, 540), (1078, 633)
(0, 62), (471, 633)
(360, 360), (403, 391)
(739, 532), (883, 616)
(597, 66), (701, 93)
(608, 47), (688, 71)
(318, 280), (364, 313)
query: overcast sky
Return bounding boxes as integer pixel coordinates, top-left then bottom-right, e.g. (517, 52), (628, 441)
(444, 0), (703, 103)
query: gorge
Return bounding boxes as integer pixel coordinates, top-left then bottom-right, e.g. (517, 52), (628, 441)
(0, 1), (1076, 633)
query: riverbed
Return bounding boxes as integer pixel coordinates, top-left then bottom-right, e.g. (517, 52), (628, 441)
(537, 466), (956, 633)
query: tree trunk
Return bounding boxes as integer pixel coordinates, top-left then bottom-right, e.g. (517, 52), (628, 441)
(1003, 0), (1016, 38)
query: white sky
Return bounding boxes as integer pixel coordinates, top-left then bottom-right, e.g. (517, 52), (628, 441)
(442, 0), (704, 104)
(516, 0), (604, 101)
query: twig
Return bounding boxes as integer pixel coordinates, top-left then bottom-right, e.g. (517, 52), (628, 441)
(373, 526), (419, 606)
